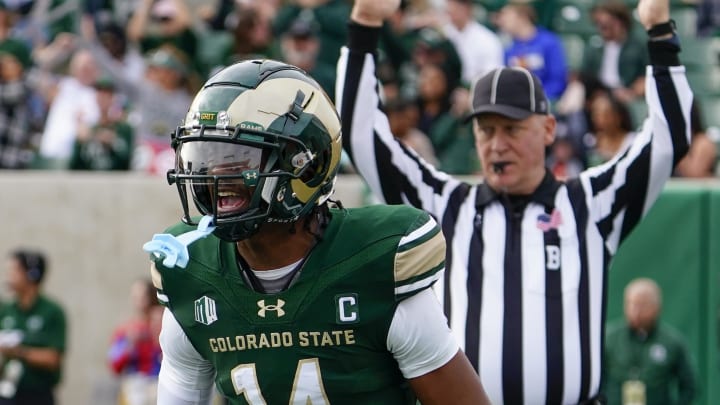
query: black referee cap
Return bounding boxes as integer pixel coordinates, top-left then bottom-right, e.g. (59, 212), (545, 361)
(467, 66), (549, 121)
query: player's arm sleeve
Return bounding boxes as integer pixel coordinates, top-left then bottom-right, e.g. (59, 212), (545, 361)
(157, 308), (216, 405)
(387, 288), (459, 379)
(150, 261), (170, 306)
(393, 212), (445, 301)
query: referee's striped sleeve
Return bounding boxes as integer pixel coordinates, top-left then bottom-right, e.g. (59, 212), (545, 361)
(393, 213), (446, 301)
(336, 31), (464, 223)
(580, 65), (692, 254)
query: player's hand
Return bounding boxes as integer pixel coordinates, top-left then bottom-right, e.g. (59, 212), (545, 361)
(351, 0), (401, 27)
(637, 0), (671, 30)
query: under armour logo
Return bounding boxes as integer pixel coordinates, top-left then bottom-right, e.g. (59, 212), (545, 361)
(257, 299), (286, 318)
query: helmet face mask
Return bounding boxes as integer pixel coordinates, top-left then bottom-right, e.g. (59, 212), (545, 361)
(167, 60), (342, 242)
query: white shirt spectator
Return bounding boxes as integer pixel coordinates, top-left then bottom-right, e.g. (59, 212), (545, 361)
(39, 77), (100, 160)
(599, 41), (623, 89)
(442, 20), (504, 84)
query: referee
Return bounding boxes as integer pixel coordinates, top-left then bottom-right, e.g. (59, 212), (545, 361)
(337, 0), (692, 403)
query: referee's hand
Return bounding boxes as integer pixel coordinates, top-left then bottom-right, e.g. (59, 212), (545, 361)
(637, 0), (671, 30)
(351, 0), (400, 27)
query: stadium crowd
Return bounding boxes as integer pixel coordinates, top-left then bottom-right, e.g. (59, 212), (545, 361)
(0, 0), (715, 403)
(0, 0), (716, 178)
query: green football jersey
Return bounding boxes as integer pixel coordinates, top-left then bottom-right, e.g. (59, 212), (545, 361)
(151, 205), (445, 404)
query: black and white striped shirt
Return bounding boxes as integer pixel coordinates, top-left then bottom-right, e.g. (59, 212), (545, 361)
(336, 24), (693, 404)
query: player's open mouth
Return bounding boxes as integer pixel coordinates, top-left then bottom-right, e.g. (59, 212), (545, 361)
(218, 191), (249, 214)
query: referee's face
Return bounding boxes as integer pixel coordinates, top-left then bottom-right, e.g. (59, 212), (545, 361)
(474, 113), (556, 195)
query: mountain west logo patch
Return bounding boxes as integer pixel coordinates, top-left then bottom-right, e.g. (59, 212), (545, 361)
(194, 296), (218, 325)
(257, 299), (285, 318)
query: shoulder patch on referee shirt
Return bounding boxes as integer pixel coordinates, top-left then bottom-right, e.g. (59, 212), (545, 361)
(394, 214), (445, 301)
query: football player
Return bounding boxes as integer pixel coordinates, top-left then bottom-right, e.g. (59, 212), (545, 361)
(144, 60), (489, 404)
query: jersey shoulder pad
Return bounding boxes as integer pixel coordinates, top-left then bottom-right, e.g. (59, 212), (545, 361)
(391, 207), (445, 301)
(149, 220), (227, 306)
(162, 220), (197, 236)
(340, 206), (446, 301)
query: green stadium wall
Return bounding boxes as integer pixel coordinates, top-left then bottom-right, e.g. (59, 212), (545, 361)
(608, 181), (720, 405)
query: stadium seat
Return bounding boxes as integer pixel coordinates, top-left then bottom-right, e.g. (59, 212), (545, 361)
(698, 96), (720, 129)
(196, 30), (234, 76)
(670, 0), (700, 7)
(560, 33), (586, 72)
(686, 68), (720, 97)
(552, 1), (597, 38)
(476, 0), (508, 12)
(672, 7), (698, 38)
(626, 99), (649, 130)
(682, 37), (720, 72)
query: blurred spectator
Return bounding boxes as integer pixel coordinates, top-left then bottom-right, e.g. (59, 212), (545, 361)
(697, 0), (720, 37)
(0, 0), (48, 52)
(279, 16), (334, 99)
(0, 249), (67, 405)
(225, 1), (280, 62)
(495, 2), (568, 101)
(121, 45), (192, 174)
(583, 1), (648, 103)
(80, 16), (146, 85)
(385, 96), (438, 165)
(220, 0), (281, 67)
(417, 62), (477, 174)
(399, 27), (462, 102)
(556, 72), (611, 146)
(273, 0), (350, 72)
(203, 0), (235, 32)
(583, 92), (635, 167)
(0, 37), (41, 169)
(32, 31), (75, 74)
(440, 0), (503, 85)
(37, 49), (100, 168)
(69, 77), (134, 171)
(674, 100), (718, 178)
(377, 0), (418, 76)
(83, 0), (126, 28)
(107, 279), (162, 405)
(182, 0), (220, 31)
(547, 137), (584, 181)
(603, 278), (697, 405)
(126, 0), (197, 72)
(81, 39), (192, 175)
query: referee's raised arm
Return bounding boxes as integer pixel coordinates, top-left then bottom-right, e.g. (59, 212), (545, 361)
(578, 0), (692, 255)
(336, 0), (691, 403)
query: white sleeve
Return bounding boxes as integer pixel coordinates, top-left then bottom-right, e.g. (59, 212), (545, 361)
(157, 308), (216, 405)
(387, 288), (459, 379)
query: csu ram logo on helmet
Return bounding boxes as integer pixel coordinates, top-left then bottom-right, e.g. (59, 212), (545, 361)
(167, 59), (342, 242)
